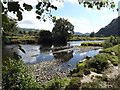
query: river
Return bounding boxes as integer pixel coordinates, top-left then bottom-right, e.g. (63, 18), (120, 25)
(3, 40), (104, 69)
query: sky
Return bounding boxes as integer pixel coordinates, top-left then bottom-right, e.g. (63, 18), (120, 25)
(8, 0), (119, 33)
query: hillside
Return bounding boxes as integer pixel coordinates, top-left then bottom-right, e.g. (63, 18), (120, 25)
(96, 16), (120, 37)
(74, 32), (90, 36)
(18, 28), (40, 31)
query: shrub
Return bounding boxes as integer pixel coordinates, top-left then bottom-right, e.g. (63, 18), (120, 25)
(86, 53), (109, 73)
(77, 62), (86, 70)
(102, 36), (120, 48)
(70, 68), (79, 75)
(82, 79), (107, 88)
(65, 77), (81, 90)
(2, 58), (42, 89)
(77, 71), (84, 77)
(44, 78), (70, 90)
(100, 44), (119, 56)
(109, 56), (118, 66)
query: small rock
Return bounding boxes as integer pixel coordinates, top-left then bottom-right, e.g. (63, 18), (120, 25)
(67, 64), (72, 67)
(111, 52), (116, 55)
(79, 61), (83, 63)
(85, 56), (92, 59)
(36, 75), (39, 78)
(84, 70), (91, 75)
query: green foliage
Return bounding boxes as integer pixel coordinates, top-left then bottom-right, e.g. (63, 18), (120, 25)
(5, 36), (37, 44)
(90, 32), (96, 37)
(86, 53), (109, 73)
(100, 44), (119, 56)
(69, 36), (109, 41)
(44, 78), (70, 90)
(109, 56), (118, 66)
(81, 42), (103, 46)
(77, 62), (86, 70)
(1, 0), (116, 21)
(23, 3), (33, 11)
(2, 58), (42, 89)
(70, 68), (79, 75)
(82, 79), (107, 88)
(102, 36), (120, 48)
(52, 18), (74, 44)
(2, 14), (18, 36)
(38, 30), (52, 44)
(65, 77), (81, 90)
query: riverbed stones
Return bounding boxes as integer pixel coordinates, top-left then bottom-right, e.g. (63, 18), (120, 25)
(29, 46), (102, 83)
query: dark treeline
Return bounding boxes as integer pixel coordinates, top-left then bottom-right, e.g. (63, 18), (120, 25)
(38, 18), (74, 45)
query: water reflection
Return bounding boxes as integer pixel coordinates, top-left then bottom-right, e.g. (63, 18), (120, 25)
(2, 40), (104, 65)
(39, 44), (52, 53)
(53, 50), (73, 63)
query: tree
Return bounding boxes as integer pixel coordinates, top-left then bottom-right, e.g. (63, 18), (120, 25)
(2, 14), (18, 36)
(52, 18), (74, 44)
(28, 31), (33, 36)
(1, 0), (116, 22)
(90, 31), (96, 37)
(38, 30), (52, 44)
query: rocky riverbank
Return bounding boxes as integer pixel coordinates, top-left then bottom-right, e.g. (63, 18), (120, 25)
(29, 46), (102, 83)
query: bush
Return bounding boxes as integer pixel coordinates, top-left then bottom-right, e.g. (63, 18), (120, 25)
(109, 56), (118, 66)
(2, 58), (42, 89)
(82, 79), (107, 88)
(86, 53), (109, 73)
(77, 62), (86, 70)
(70, 68), (79, 75)
(44, 78), (70, 90)
(102, 36), (120, 48)
(65, 77), (81, 90)
(100, 44), (119, 56)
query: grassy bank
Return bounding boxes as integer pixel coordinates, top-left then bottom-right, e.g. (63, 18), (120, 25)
(5, 36), (38, 44)
(69, 36), (109, 41)
(81, 42), (104, 46)
(42, 44), (119, 89)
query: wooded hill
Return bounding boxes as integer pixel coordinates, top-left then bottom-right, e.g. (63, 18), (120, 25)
(96, 16), (120, 37)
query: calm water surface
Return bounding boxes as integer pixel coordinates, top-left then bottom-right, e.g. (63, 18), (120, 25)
(3, 41), (103, 68)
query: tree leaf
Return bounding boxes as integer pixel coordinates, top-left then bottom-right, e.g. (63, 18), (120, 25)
(18, 45), (26, 53)
(17, 11), (22, 21)
(8, 2), (19, 12)
(13, 52), (22, 60)
(36, 16), (41, 19)
(36, 2), (42, 9)
(23, 3), (33, 11)
(3, 37), (10, 44)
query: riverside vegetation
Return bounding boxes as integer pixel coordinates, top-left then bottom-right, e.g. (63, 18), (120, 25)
(2, 36), (120, 89)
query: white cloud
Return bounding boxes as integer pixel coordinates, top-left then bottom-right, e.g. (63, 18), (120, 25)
(102, 14), (118, 20)
(86, 7), (108, 13)
(74, 23), (107, 33)
(14, 9), (54, 31)
(51, 1), (64, 8)
(57, 16), (89, 24)
(65, 0), (79, 4)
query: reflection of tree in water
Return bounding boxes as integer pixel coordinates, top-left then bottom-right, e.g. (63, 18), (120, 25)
(39, 44), (52, 53)
(53, 50), (73, 63)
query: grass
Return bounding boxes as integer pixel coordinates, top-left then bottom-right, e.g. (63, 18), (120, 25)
(69, 36), (109, 41)
(5, 36), (38, 44)
(100, 44), (120, 55)
(81, 42), (104, 46)
(71, 44), (119, 75)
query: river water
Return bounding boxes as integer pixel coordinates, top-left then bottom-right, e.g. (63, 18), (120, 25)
(2, 40), (104, 69)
